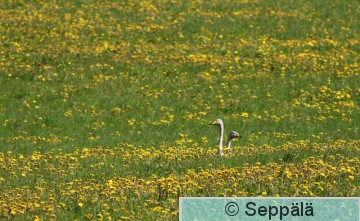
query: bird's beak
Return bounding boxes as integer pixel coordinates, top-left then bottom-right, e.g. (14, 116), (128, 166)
(236, 133), (242, 138)
(209, 120), (216, 125)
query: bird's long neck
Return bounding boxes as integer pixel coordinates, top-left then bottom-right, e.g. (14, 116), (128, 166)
(218, 124), (224, 151)
(226, 137), (231, 148)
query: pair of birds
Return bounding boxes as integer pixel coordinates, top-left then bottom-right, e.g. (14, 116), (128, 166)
(209, 119), (242, 156)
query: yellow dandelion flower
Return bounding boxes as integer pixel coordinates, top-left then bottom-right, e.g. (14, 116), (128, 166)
(241, 112), (249, 118)
(10, 208), (16, 215)
(33, 215), (41, 221)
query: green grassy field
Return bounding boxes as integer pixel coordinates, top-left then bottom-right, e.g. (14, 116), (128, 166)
(0, 0), (359, 220)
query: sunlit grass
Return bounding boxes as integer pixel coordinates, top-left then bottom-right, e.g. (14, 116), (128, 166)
(0, 0), (359, 220)
(0, 140), (359, 220)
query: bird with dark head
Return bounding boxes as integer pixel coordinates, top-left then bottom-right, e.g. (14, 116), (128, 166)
(226, 131), (242, 148)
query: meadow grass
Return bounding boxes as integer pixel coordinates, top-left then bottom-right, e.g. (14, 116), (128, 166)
(0, 0), (359, 220)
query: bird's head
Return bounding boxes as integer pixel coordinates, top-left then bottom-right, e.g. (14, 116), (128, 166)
(229, 131), (242, 139)
(209, 119), (223, 126)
